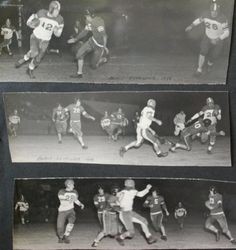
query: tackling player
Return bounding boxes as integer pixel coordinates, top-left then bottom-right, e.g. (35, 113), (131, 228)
(68, 9), (109, 78)
(52, 103), (69, 144)
(57, 179), (84, 244)
(0, 18), (18, 56)
(143, 188), (169, 241)
(115, 179), (157, 246)
(119, 99), (168, 158)
(8, 109), (21, 137)
(186, 97), (223, 153)
(64, 98), (95, 149)
(185, 0), (230, 77)
(93, 186), (109, 227)
(205, 186), (236, 244)
(174, 202), (187, 229)
(15, 1), (64, 79)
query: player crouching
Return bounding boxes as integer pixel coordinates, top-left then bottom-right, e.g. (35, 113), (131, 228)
(119, 99), (168, 158)
(15, 1), (64, 79)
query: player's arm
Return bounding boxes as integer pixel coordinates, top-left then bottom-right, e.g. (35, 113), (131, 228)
(52, 109), (56, 122)
(220, 21), (230, 41)
(15, 202), (19, 211)
(67, 28), (89, 44)
(215, 108), (222, 120)
(58, 190), (68, 201)
(185, 17), (203, 32)
(54, 19), (64, 38)
(74, 198), (85, 209)
(26, 13), (39, 29)
(143, 197), (153, 208)
(187, 111), (204, 124)
(136, 184), (152, 197)
(82, 110), (95, 121)
(93, 195), (100, 208)
(161, 199), (169, 216)
(151, 117), (162, 126)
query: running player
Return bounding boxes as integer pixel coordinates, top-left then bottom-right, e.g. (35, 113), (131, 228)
(0, 18), (18, 56)
(93, 186), (109, 227)
(143, 188), (169, 240)
(186, 97), (223, 153)
(119, 99), (168, 158)
(205, 186), (236, 244)
(68, 9), (109, 78)
(174, 202), (187, 229)
(115, 179), (157, 246)
(15, 1), (64, 79)
(15, 194), (30, 224)
(57, 179), (84, 244)
(64, 98), (95, 149)
(8, 109), (21, 137)
(185, 0), (230, 77)
(52, 103), (69, 143)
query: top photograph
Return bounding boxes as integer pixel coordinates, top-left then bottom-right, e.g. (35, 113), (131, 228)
(0, 0), (234, 84)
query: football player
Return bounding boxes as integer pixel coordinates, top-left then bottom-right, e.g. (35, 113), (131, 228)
(115, 179), (157, 246)
(119, 99), (168, 158)
(8, 109), (21, 137)
(15, 194), (30, 225)
(132, 111), (140, 130)
(100, 111), (113, 139)
(205, 186), (236, 244)
(91, 186), (122, 247)
(64, 98), (95, 149)
(143, 188), (169, 240)
(52, 103), (69, 144)
(57, 179), (84, 244)
(174, 202), (187, 229)
(15, 1), (64, 78)
(185, 0), (230, 77)
(186, 97), (223, 153)
(93, 186), (109, 227)
(173, 111), (186, 136)
(67, 9), (109, 78)
(0, 18), (18, 56)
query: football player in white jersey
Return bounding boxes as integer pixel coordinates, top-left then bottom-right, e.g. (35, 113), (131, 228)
(186, 97), (222, 153)
(15, 1), (64, 79)
(8, 109), (21, 137)
(185, 0), (230, 77)
(57, 179), (84, 244)
(119, 99), (168, 158)
(116, 179), (157, 246)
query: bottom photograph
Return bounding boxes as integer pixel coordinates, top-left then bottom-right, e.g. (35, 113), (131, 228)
(14, 178), (236, 250)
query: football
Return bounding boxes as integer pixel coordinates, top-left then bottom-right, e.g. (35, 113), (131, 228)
(29, 18), (40, 28)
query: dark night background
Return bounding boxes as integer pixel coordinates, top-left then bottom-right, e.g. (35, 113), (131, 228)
(0, 0), (236, 249)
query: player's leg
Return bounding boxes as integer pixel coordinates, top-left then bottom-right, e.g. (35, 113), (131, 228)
(132, 211), (157, 244)
(217, 215), (236, 244)
(90, 47), (108, 69)
(20, 211), (25, 224)
(207, 40), (224, 72)
(119, 127), (143, 156)
(55, 122), (62, 143)
(15, 33), (38, 68)
(71, 41), (93, 78)
(171, 133), (191, 152)
(6, 39), (13, 55)
(0, 39), (9, 55)
(97, 211), (103, 227)
(194, 36), (209, 77)
(63, 209), (76, 244)
(142, 128), (168, 157)
(205, 216), (220, 241)
(157, 213), (167, 240)
(57, 211), (67, 243)
(207, 125), (216, 154)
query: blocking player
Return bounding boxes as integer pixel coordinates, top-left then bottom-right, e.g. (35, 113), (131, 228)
(64, 98), (95, 149)
(173, 111), (186, 136)
(8, 109), (21, 137)
(115, 179), (157, 246)
(186, 97), (222, 153)
(52, 103), (69, 144)
(15, 194), (30, 225)
(15, 1), (64, 79)
(143, 188), (169, 240)
(68, 9), (109, 78)
(57, 179), (84, 244)
(174, 202), (187, 229)
(205, 186), (236, 244)
(0, 18), (18, 56)
(119, 99), (168, 158)
(185, 0), (230, 77)
(93, 186), (109, 227)
(91, 186), (121, 247)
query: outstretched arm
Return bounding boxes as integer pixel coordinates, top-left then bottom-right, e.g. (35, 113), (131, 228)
(82, 110), (95, 121)
(185, 17), (203, 32)
(136, 184), (152, 197)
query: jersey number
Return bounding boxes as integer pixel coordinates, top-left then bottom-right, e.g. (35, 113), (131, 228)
(42, 22), (53, 31)
(205, 22), (218, 30)
(98, 197), (105, 202)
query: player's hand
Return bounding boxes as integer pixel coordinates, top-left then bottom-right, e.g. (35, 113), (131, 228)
(67, 38), (76, 44)
(80, 203), (85, 210)
(166, 211), (170, 216)
(157, 120), (162, 126)
(185, 25), (192, 32)
(91, 116), (96, 121)
(146, 184), (152, 190)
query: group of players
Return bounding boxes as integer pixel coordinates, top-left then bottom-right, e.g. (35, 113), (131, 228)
(0, 0), (230, 79)
(8, 95), (225, 158)
(53, 179), (236, 246)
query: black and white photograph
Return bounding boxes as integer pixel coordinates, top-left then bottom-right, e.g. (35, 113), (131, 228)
(4, 91), (231, 166)
(13, 178), (236, 249)
(0, 0), (234, 84)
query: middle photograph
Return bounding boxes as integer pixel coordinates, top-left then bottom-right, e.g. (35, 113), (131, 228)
(3, 91), (231, 166)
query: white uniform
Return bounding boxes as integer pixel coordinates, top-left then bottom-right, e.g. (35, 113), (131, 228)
(138, 106), (155, 129)
(1, 25), (15, 40)
(58, 189), (78, 212)
(9, 115), (20, 124)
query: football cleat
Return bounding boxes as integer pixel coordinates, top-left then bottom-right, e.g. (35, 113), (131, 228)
(58, 238), (64, 243)
(91, 241), (98, 247)
(63, 235), (70, 244)
(157, 152), (168, 157)
(116, 235), (125, 246)
(169, 146), (176, 153)
(215, 231), (220, 242)
(15, 58), (26, 68)
(26, 68), (35, 79)
(207, 148), (213, 154)
(161, 235), (167, 241)
(70, 73), (83, 79)
(82, 145), (88, 150)
(147, 235), (157, 244)
(119, 147), (126, 157)
(193, 70), (203, 78)
(230, 239), (236, 244)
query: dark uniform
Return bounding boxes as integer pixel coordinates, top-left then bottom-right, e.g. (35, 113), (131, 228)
(93, 193), (109, 226)
(52, 107), (68, 134)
